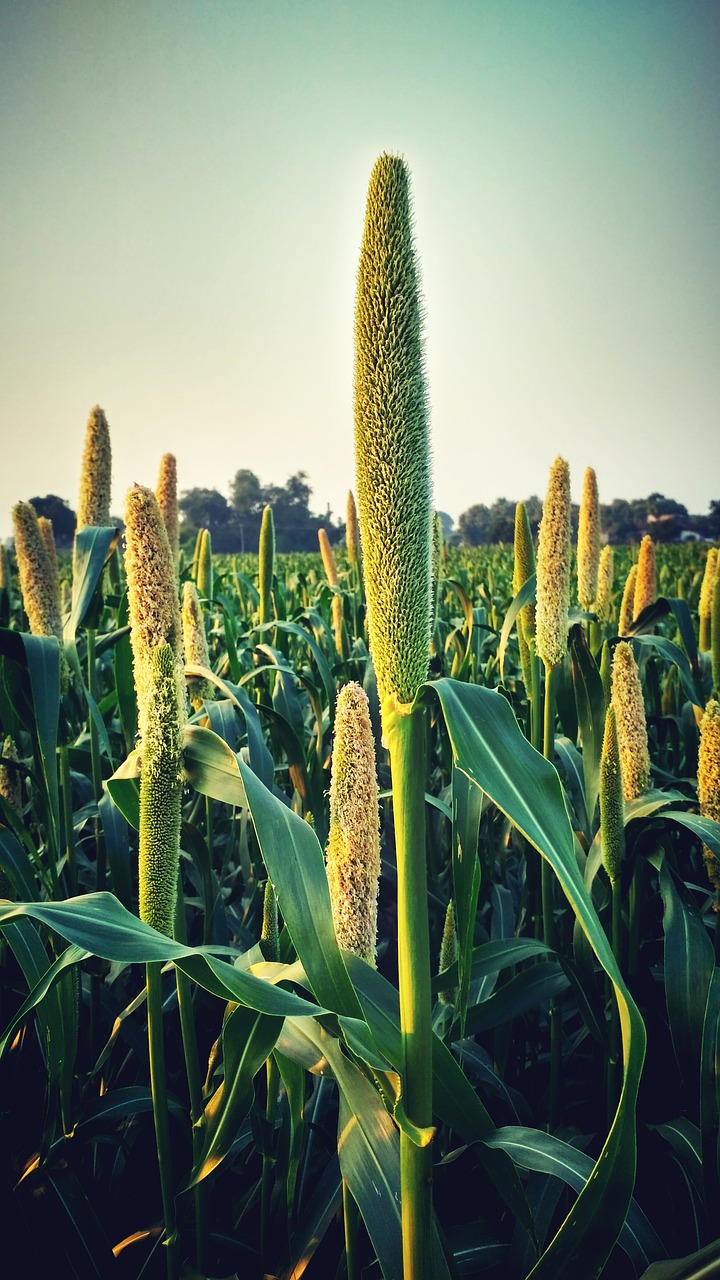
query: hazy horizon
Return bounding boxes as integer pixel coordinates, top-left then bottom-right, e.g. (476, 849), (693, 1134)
(2, 1), (719, 540)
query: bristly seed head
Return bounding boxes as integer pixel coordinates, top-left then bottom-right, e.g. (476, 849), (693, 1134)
(325, 681), (381, 967)
(155, 453), (179, 573)
(577, 467), (600, 612)
(123, 485), (183, 744)
(618, 565), (638, 637)
(611, 641), (650, 801)
(182, 581), (213, 710)
(699, 547), (718, 653)
(633, 535), (656, 622)
(599, 704), (624, 882)
(77, 405), (112, 529)
(593, 544), (614, 625)
(535, 457), (571, 670)
(698, 698), (720, 906)
(12, 500), (63, 646)
(354, 153), (432, 713)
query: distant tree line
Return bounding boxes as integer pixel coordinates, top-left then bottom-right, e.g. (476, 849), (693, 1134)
(457, 493), (720, 547)
(16, 486), (720, 552)
(178, 470), (342, 553)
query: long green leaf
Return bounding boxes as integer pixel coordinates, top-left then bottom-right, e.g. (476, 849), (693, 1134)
(484, 1128), (665, 1269)
(423, 677), (647, 1280)
(190, 1004), (283, 1185)
(238, 759), (362, 1019)
(655, 855), (714, 1091)
(65, 526), (119, 644)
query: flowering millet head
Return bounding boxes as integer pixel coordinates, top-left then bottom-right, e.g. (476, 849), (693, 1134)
(513, 501), (536, 645)
(611, 641), (650, 801)
(698, 547), (717, 653)
(123, 485), (183, 744)
(12, 501), (63, 645)
(619, 565), (638, 637)
(599, 704), (624, 882)
(258, 505), (275, 626)
(594, 545), (614, 625)
(38, 517), (61, 615)
(155, 453), (179, 571)
(633, 535), (657, 622)
(325, 681), (381, 967)
(77, 405), (112, 529)
(196, 528), (214, 602)
(346, 490), (360, 570)
(535, 457), (571, 670)
(698, 698), (720, 906)
(354, 153), (432, 713)
(182, 581), (213, 710)
(318, 528), (339, 588)
(577, 467), (600, 612)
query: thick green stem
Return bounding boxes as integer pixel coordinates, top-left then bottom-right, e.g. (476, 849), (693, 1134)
(204, 795), (215, 943)
(174, 892), (209, 1272)
(387, 704), (433, 1280)
(86, 629), (106, 890)
(58, 745), (77, 896)
(542, 663), (561, 1129)
(146, 962), (180, 1279)
(342, 1179), (361, 1280)
(606, 877), (623, 1123)
(260, 1055), (279, 1264)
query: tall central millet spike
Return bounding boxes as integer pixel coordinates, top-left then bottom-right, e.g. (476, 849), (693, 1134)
(354, 153), (431, 712)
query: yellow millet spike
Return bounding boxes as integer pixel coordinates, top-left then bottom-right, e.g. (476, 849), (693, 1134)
(594, 545), (614, 625)
(599, 704), (624, 883)
(577, 467), (600, 612)
(346, 490), (360, 571)
(698, 699), (720, 906)
(535, 457), (571, 670)
(77, 405), (112, 529)
(182, 582), (213, 710)
(354, 153), (431, 713)
(196, 528), (214, 602)
(618, 565), (638, 637)
(318, 529), (345, 656)
(12, 501), (63, 645)
(633, 535), (657, 622)
(325, 682), (381, 966)
(611, 641), (650, 801)
(318, 528), (339, 588)
(155, 453), (179, 573)
(258, 505), (275, 627)
(699, 548), (718, 653)
(123, 485), (183, 745)
(38, 517), (61, 617)
(138, 643), (185, 937)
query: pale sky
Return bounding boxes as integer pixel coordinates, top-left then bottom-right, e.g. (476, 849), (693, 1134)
(2, 0), (719, 540)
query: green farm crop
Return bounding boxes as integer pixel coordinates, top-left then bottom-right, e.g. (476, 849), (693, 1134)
(1, 159), (720, 1280)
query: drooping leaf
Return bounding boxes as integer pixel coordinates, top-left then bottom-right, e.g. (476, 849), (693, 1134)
(423, 678), (647, 1280)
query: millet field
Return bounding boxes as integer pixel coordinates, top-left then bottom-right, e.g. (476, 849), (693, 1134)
(1, 155), (720, 1280)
